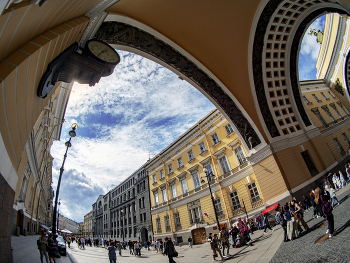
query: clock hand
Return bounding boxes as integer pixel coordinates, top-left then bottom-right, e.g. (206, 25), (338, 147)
(97, 49), (108, 57)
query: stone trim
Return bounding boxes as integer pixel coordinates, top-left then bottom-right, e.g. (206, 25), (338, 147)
(188, 164), (199, 174)
(199, 156), (211, 167)
(177, 171), (187, 180)
(212, 147), (226, 159)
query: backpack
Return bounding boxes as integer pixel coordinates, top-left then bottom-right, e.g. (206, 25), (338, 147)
(320, 194), (332, 217)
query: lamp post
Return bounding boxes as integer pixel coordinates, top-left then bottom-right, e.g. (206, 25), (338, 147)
(52, 123), (78, 238)
(201, 167), (221, 231)
(57, 198), (61, 232)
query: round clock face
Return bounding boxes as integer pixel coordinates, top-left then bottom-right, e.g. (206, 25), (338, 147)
(87, 41), (120, 63)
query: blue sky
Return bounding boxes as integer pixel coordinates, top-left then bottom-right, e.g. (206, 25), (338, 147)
(50, 16), (326, 223)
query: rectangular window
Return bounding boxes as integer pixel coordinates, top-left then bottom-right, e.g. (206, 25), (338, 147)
(177, 157), (183, 168)
(140, 214), (143, 222)
(225, 123), (234, 135)
(154, 192), (159, 205)
(234, 146), (247, 165)
(165, 216), (170, 230)
(248, 182), (261, 204)
(343, 133), (350, 147)
(152, 175), (156, 184)
(230, 191), (241, 210)
(334, 138), (345, 154)
(192, 172), (201, 189)
(303, 96), (311, 104)
(211, 133), (220, 145)
(338, 102), (349, 115)
(162, 188), (167, 203)
(143, 213), (146, 221)
(188, 150), (194, 162)
(205, 164), (214, 182)
(333, 106), (343, 118)
(168, 164), (173, 174)
(214, 199), (224, 216)
(156, 218), (161, 231)
(174, 213), (181, 227)
(190, 207), (202, 223)
(181, 179), (188, 194)
(321, 92), (329, 100)
(171, 184), (177, 199)
(199, 142), (206, 153)
(160, 169), (164, 179)
(328, 91), (336, 98)
(312, 94), (322, 102)
(219, 156), (230, 174)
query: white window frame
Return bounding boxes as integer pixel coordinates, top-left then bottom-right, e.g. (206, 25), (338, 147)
(229, 191), (242, 211)
(225, 123), (234, 135)
(190, 207), (202, 224)
(162, 188), (167, 203)
(188, 150), (194, 162)
(160, 169), (164, 179)
(177, 157), (183, 168)
(165, 215), (170, 229)
(156, 218), (161, 231)
(199, 141), (206, 153)
(219, 156), (231, 175)
(168, 164), (173, 174)
(174, 212), (181, 227)
(211, 132), (220, 145)
(180, 179), (188, 194)
(152, 175), (157, 184)
(214, 198), (224, 216)
(154, 192), (159, 206)
(234, 146), (247, 166)
(171, 184), (177, 199)
(192, 172), (201, 189)
(247, 182), (261, 204)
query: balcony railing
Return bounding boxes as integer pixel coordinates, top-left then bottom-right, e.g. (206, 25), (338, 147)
(318, 115), (350, 131)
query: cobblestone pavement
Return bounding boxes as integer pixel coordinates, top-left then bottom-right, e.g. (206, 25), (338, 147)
(270, 184), (350, 263)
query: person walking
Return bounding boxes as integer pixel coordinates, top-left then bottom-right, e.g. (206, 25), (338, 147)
(134, 241), (141, 257)
(147, 240), (151, 251)
(67, 236), (71, 248)
(164, 237), (176, 263)
(290, 200), (309, 234)
(283, 205), (296, 241)
(128, 240), (134, 255)
(155, 239), (160, 253)
(315, 187), (334, 238)
(37, 231), (49, 263)
(263, 213), (273, 233)
(219, 227), (230, 257)
(229, 225), (239, 248)
(328, 184), (339, 207)
(80, 237), (85, 249)
(210, 233), (224, 262)
(339, 170), (346, 187)
(275, 206), (287, 242)
(107, 242), (117, 263)
(47, 233), (58, 263)
(188, 236), (193, 248)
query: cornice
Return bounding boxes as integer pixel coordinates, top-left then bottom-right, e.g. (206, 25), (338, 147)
(188, 164), (199, 174)
(177, 171), (187, 180)
(212, 147), (226, 159)
(325, 16), (347, 81)
(220, 164), (254, 188)
(321, 117), (350, 137)
(79, 0), (121, 47)
(25, 136), (40, 183)
(199, 156), (211, 167)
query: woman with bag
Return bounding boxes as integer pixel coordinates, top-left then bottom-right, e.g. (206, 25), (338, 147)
(315, 187), (335, 238)
(47, 233), (58, 263)
(163, 237), (177, 263)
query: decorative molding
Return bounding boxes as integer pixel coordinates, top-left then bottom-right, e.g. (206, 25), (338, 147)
(212, 147), (226, 159)
(188, 164), (199, 174)
(227, 138), (240, 149)
(96, 22), (261, 148)
(168, 178), (176, 186)
(187, 200), (201, 209)
(177, 171), (187, 180)
(321, 116), (350, 137)
(159, 183), (166, 190)
(25, 136), (40, 183)
(199, 156), (211, 167)
(220, 164), (255, 189)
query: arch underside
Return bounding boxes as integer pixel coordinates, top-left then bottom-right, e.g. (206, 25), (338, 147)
(253, 0), (349, 138)
(95, 22), (262, 149)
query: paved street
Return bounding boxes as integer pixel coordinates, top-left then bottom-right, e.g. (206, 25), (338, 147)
(11, 184), (350, 263)
(11, 234), (70, 263)
(270, 184), (350, 263)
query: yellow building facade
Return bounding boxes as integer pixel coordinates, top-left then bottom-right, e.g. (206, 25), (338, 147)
(12, 82), (72, 236)
(146, 110), (271, 244)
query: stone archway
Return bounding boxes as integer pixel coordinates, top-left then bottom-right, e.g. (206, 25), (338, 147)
(251, 0), (349, 139)
(95, 21), (262, 150)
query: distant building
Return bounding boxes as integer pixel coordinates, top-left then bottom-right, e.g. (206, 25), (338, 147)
(83, 210), (93, 237)
(92, 165), (153, 242)
(78, 222), (84, 236)
(57, 213), (79, 234)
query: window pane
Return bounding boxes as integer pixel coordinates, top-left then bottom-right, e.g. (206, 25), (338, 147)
(193, 172), (201, 188)
(219, 156), (230, 174)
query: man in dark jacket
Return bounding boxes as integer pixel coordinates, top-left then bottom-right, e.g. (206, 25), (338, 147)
(37, 231), (49, 263)
(164, 237), (176, 263)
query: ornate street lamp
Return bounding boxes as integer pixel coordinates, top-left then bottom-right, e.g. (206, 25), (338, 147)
(52, 123), (78, 238)
(201, 167), (221, 231)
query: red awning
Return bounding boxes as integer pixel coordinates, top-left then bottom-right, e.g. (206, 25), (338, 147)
(261, 203), (280, 214)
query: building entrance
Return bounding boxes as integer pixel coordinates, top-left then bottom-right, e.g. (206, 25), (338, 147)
(192, 227), (206, 245)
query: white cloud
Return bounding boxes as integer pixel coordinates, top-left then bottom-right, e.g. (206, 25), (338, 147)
(300, 18), (324, 60)
(50, 51), (215, 221)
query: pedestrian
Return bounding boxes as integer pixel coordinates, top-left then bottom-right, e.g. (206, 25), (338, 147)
(128, 240), (134, 255)
(303, 195), (310, 210)
(117, 242), (122, 256)
(207, 232), (213, 242)
(229, 225), (239, 248)
(275, 206), (287, 242)
(328, 184), (339, 206)
(188, 236), (192, 248)
(47, 233), (57, 263)
(315, 187), (334, 238)
(155, 239), (160, 253)
(210, 233), (224, 261)
(107, 242), (117, 263)
(283, 205), (296, 241)
(339, 170), (346, 187)
(346, 162), (350, 181)
(160, 240), (164, 253)
(263, 213), (273, 233)
(37, 231), (49, 263)
(290, 199), (309, 234)
(134, 241), (141, 257)
(67, 236), (71, 248)
(80, 237), (85, 249)
(147, 240), (151, 251)
(219, 227), (230, 257)
(163, 236), (176, 263)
